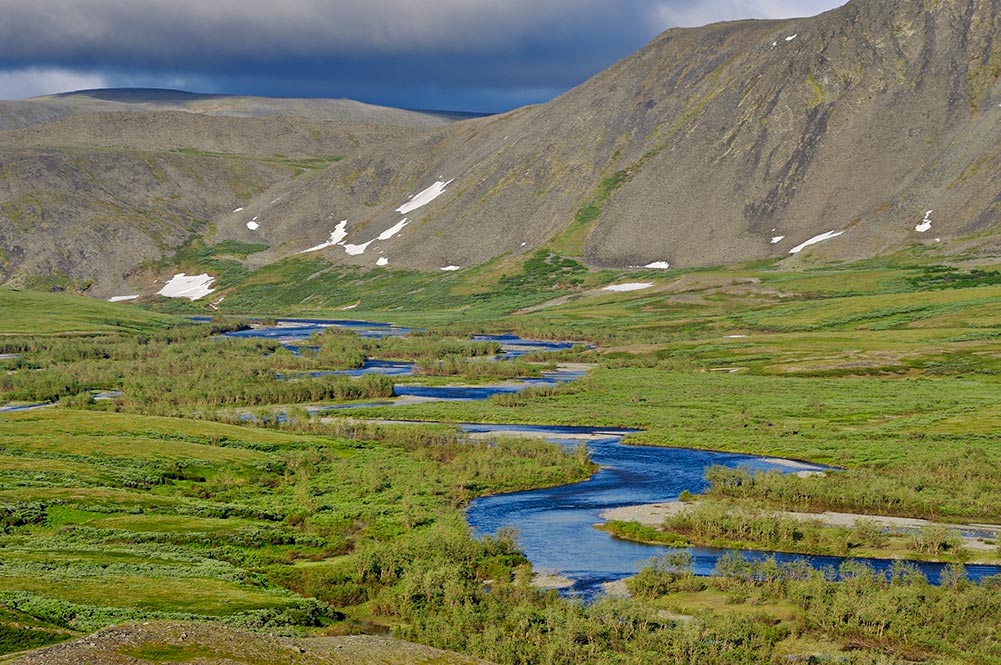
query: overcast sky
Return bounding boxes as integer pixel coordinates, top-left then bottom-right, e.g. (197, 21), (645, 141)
(0, 0), (845, 112)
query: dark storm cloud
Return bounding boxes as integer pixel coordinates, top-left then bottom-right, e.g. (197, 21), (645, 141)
(0, 0), (844, 110)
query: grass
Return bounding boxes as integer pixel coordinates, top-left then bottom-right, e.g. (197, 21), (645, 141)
(345, 366), (1001, 467)
(551, 171), (630, 256)
(5, 249), (1001, 662)
(170, 148), (343, 172)
(0, 289), (183, 336)
(117, 643), (233, 663)
(0, 411), (270, 462)
(0, 577), (292, 616)
(0, 404), (592, 648)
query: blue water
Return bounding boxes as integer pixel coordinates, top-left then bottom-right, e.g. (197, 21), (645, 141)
(223, 319), (586, 405)
(278, 359), (417, 379)
(218, 318), (412, 343)
(212, 318), (1001, 593)
(218, 319), (585, 361)
(0, 402), (52, 413)
(393, 369), (584, 402)
(462, 424), (1001, 597)
(472, 334), (589, 359)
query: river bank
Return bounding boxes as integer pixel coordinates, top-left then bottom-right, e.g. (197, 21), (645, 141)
(599, 500), (1001, 564)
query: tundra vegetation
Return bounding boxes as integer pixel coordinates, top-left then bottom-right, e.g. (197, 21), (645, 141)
(2, 252), (1001, 663)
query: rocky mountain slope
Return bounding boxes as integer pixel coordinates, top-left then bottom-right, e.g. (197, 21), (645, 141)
(0, 91), (459, 294)
(241, 0), (999, 275)
(2, 0), (1000, 297)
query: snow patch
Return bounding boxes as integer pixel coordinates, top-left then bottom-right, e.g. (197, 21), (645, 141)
(603, 282), (653, 292)
(915, 210), (933, 233)
(158, 273), (216, 301)
(726, 334), (748, 338)
(788, 230), (844, 254)
(376, 257), (389, 266)
(785, 34), (798, 41)
(342, 304), (358, 310)
(108, 295), (139, 302)
(377, 218), (409, 241)
(440, 265), (461, 272)
(246, 221), (259, 231)
(270, 197), (282, 205)
(396, 179), (454, 215)
(770, 236), (785, 244)
(300, 220), (348, 253)
(343, 240), (374, 256)
(232, 207), (244, 213)
(644, 261), (671, 269)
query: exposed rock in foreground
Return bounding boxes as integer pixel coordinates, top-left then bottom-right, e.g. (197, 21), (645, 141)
(4, 621), (492, 665)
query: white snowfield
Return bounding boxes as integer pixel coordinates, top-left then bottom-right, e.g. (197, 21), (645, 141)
(246, 221), (259, 230)
(376, 257), (389, 266)
(299, 178), (454, 257)
(108, 295), (139, 302)
(770, 236), (785, 244)
(644, 261), (671, 269)
(343, 240), (374, 256)
(232, 207), (244, 213)
(440, 265), (461, 271)
(396, 179), (454, 215)
(916, 210), (933, 233)
(788, 230), (844, 254)
(157, 273), (216, 301)
(603, 282), (653, 292)
(300, 220), (349, 253)
(377, 218), (409, 241)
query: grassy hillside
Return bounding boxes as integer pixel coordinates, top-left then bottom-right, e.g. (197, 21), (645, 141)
(0, 289), (183, 335)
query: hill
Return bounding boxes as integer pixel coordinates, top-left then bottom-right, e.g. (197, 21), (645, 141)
(0, 91), (463, 295)
(238, 0), (999, 274)
(1, 0), (1000, 299)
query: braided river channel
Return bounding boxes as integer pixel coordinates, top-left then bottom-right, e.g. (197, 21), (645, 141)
(226, 318), (1001, 597)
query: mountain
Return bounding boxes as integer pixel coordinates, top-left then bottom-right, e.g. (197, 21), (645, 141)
(236, 0), (1000, 273)
(2, 0), (1000, 297)
(0, 88), (472, 131)
(0, 91), (461, 294)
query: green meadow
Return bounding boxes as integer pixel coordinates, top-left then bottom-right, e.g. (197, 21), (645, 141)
(2, 251), (1001, 662)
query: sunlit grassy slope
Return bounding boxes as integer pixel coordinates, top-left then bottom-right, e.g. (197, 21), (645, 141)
(0, 289), (184, 335)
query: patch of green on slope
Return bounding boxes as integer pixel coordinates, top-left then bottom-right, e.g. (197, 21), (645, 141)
(0, 289), (184, 336)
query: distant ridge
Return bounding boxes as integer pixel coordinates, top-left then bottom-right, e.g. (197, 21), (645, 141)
(48, 87), (216, 102)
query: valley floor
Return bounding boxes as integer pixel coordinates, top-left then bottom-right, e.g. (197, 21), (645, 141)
(3, 253), (1001, 663)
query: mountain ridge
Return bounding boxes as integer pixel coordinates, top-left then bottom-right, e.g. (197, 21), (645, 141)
(1, 0), (1000, 298)
(209, 0), (1001, 276)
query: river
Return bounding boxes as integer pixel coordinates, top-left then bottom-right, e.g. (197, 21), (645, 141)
(227, 318), (1001, 595)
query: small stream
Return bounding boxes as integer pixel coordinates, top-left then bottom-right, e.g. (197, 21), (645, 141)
(221, 318), (587, 408)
